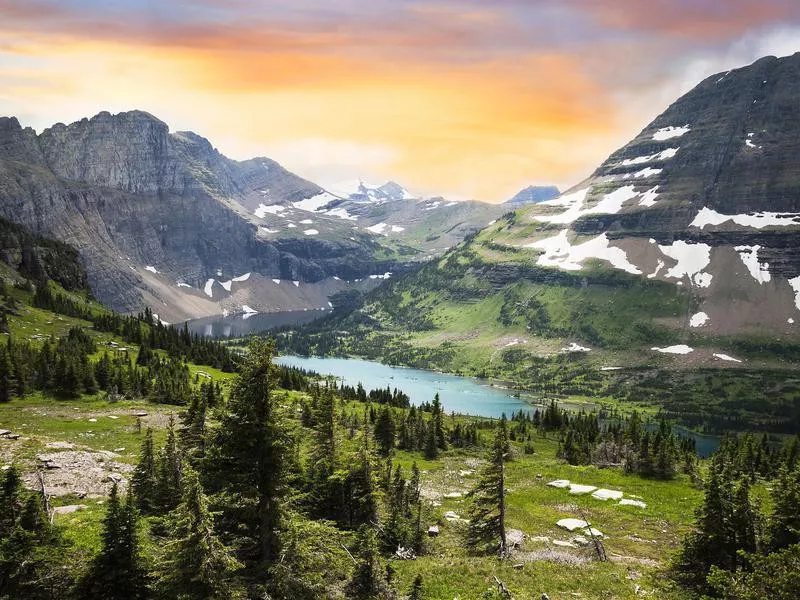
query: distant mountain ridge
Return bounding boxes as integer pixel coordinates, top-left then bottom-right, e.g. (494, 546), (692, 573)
(505, 185), (560, 205)
(0, 110), (504, 320)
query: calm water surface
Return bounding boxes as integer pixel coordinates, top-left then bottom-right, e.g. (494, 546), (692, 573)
(275, 355), (532, 418)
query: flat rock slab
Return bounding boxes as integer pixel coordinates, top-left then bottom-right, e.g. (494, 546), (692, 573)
(23, 450), (134, 497)
(584, 527), (604, 538)
(547, 479), (570, 488)
(557, 518), (589, 531)
(443, 492), (463, 498)
(53, 504), (88, 515)
(619, 499), (647, 508)
(552, 539), (577, 548)
(46, 441), (76, 450)
(592, 488), (623, 501)
(443, 511), (462, 521)
(568, 484), (597, 495)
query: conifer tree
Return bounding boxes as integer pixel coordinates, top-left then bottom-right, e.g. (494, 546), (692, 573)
(423, 422), (438, 460)
(673, 459), (735, 591)
(156, 415), (182, 513)
(0, 344), (12, 403)
(466, 415), (510, 555)
(76, 483), (148, 600)
(345, 526), (391, 599)
(431, 393), (447, 450)
(346, 414), (379, 528)
(766, 464), (800, 551)
(204, 339), (290, 564)
(179, 389), (207, 464)
(409, 574), (424, 600)
(155, 467), (242, 599)
(374, 405), (396, 457)
(131, 427), (158, 513)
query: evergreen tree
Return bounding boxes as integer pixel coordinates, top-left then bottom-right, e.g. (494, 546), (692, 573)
(346, 415), (378, 528)
(156, 415), (182, 513)
(673, 460), (735, 591)
(374, 405), (396, 457)
(179, 389), (208, 465)
(766, 464), (800, 551)
(155, 467), (242, 599)
(131, 428), (158, 513)
(345, 526), (391, 599)
(409, 574), (424, 600)
(0, 345), (12, 403)
(423, 422), (438, 460)
(466, 415), (510, 555)
(204, 339), (290, 564)
(76, 483), (148, 600)
(431, 393), (447, 450)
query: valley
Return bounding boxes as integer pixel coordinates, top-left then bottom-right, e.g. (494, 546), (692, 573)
(1, 38), (800, 600)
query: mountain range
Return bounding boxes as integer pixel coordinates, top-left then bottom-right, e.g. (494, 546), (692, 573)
(0, 111), (507, 321)
(276, 53), (800, 431)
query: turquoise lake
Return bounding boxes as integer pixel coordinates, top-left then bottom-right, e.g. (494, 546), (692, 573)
(275, 355), (533, 418)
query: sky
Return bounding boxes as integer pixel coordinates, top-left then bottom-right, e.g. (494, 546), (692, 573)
(1, 1), (800, 202)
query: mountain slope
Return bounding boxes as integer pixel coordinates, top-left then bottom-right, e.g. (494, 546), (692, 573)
(0, 111), (506, 321)
(276, 54), (800, 432)
(505, 185), (561, 205)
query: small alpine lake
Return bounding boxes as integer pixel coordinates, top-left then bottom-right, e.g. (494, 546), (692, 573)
(277, 355), (561, 419)
(276, 355), (722, 455)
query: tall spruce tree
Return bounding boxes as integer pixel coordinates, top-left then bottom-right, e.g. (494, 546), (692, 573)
(374, 405), (396, 457)
(466, 415), (510, 555)
(131, 427), (158, 513)
(204, 339), (290, 564)
(155, 467), (242, 599)
(156, 415), (182, 513)
(766, 464), (800, 551)
(76, 483), (148, 600)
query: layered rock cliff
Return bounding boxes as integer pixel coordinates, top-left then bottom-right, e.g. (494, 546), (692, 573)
(0, 111), (400, 319)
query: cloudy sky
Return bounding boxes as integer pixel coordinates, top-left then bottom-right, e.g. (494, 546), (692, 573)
(2, 0), (799, 201)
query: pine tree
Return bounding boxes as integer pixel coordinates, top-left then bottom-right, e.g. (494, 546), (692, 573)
(179, 389), (207, 464)
(131, 427), (158, 513)
(409, 574), (424, 600)
(155, 467), (242, 599)
(204, 339), (290, 564)
(766, 464), (800, 551)
(156, 415), (182, 513)
(346, 415), (378, 528)
(423, 421), (438, 460)
(431, 393), (447, 450)
(466, 415), (510, 555)
(374, 405), (396, 457)
(673, 459), (736, 591)
(76, 483), (148, 600)
(345, 526), (391, 599)
(0, 345), (12, 403)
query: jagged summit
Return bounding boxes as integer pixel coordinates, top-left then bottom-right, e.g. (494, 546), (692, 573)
(505, 185), (560, 205)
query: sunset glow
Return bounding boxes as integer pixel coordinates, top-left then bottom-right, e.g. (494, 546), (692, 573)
(2, 0), (799, 200)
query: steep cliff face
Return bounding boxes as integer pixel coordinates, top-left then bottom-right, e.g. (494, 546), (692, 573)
(0, 111), (399, 319)
(505, 53), (800, 339)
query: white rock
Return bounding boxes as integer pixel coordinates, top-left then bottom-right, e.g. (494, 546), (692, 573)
(547, 479), (570, 488)
(591, 489), (623, 501)
(568, 483), (597, 495)
(619, 499), (647, 508)
(556, 518), (589, 531)
(552, 539), (577, 548)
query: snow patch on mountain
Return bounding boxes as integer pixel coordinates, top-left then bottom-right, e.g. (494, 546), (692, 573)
(526, 230), (641, 274)
(254, 204), (286, 218)
(735, 246), (771, 284)
(621, 148), (679, 166)
(658, 241), (713, 288)
(651, 344), (694, 354)
(652, 125), (690, 140)
(691, 207), (800, 229)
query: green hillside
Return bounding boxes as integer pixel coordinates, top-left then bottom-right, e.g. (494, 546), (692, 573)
(275, 218), (800, 434)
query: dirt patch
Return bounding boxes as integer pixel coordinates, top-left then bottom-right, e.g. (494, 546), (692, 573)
(513, 548), (591, 567)
(24, 450), (134, 498)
